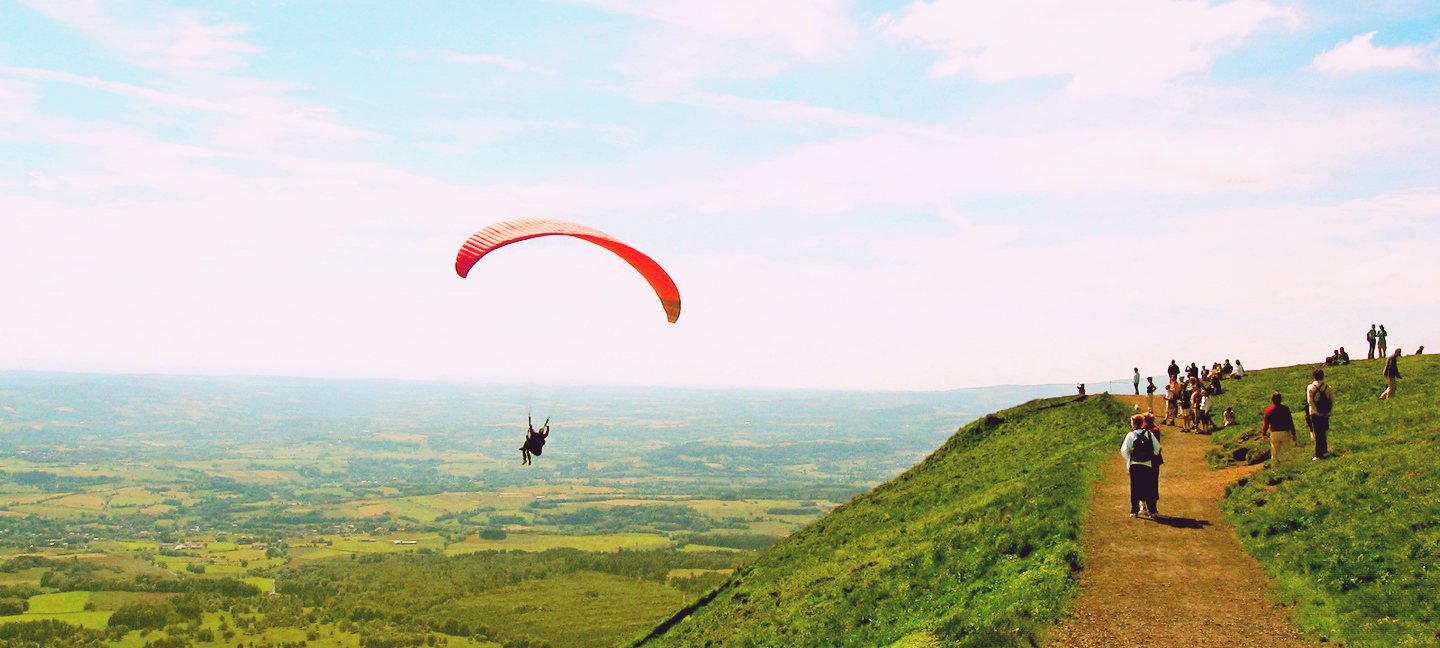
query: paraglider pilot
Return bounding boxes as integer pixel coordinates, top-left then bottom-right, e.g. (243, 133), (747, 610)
(520, 415), (549, 466)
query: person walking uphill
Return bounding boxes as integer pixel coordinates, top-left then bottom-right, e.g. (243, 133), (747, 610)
(1380, 348), (1403, 400)
(1307, 369), (1335, 460)
(1121, 414), (1161, 519)
(1261, 392), (1297, 464)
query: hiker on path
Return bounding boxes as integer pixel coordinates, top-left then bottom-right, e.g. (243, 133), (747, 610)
(1261, 392), (1297, 464)
(1177, 379), (1192, 431)
(1377, 325), (1389, 358)
(1145, 377), (1157, 411)
(1133, 368), (1141, 395)
(1367, 324), (1377, 360)
(1143, 412), (1165, 486)
(1121, 414), (1162, 519)
(1163, 379), (1179, 425)
(1192, 386), (1212, 433)
(1380, 349), (1402, 400)
(1307, 369), (1335, 460)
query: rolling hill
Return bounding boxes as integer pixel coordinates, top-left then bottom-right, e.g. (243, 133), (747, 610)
(635, 394), (1130, 647)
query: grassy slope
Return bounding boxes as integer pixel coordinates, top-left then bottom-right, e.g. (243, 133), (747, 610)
(636, 395), (1130, 647)
(1208, 354), (1440, 645)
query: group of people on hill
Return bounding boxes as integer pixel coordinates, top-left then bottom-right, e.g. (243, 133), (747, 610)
(1123, 324), (1424, 518)
(1145, 359), (1244, 434)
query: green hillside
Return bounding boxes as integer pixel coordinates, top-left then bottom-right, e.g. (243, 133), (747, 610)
(635, 395), (1130, 647)
(1210, 354), (1440, 645)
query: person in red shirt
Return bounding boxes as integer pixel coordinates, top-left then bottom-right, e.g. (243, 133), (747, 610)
(1261, 392), (1295, 464)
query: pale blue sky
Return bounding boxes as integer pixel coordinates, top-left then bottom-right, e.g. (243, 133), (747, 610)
(2, 1), (1438, 389)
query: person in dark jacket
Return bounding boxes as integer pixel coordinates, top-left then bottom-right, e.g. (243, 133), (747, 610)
(520, 416), (550, 466)
(1261, 392), (1295, 464)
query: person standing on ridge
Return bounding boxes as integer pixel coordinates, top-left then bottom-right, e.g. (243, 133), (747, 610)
(1133, 368), (1141, 395)
(1122, 415), (1161, 519)
(1307, 369), (1335, 461)
(1380, 348), (1403, 400)
(1163, 378), (1180, 426)
(1367, 324), (1377, 360)
(1377, 324), (1389, 358)
(1145, 377), (1158, 412)
(1167, 359), (1180, 384)
(1261, 392), (1296, 464)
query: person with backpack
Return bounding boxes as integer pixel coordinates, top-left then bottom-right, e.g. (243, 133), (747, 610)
(1306, 369), (1335, 460)
(1367, 324), (1377, 360)
(1261, 392), (1296, 464)
(1380, 348), (1403, 400)
(1121, 414), (1162, 519)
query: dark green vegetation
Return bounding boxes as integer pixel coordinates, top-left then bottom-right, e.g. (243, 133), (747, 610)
(1211, 354), (1440, 645)
(638, 395), (1132, 647)
(0, 372), (1069, 646)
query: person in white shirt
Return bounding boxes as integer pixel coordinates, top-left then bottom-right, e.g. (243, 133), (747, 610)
(1120, 415), (1162, 519)
(1306, 369), (1335, 461)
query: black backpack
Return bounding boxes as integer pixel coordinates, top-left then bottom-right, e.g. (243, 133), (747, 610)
(1131, 431), (1155, 463)
(1313, 384), (1333, 416)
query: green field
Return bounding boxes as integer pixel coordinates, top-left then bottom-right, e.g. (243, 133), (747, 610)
(447, 532), (675, 554)
(438, 571), (690, 648)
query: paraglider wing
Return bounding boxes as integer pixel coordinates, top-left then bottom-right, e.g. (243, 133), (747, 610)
(455, 218), (681, 323)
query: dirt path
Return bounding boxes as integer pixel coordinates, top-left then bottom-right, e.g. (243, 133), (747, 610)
(1045, 394), (1310, 647)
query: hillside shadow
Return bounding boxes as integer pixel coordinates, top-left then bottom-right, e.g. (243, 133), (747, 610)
(1152, 516), (1211, 530)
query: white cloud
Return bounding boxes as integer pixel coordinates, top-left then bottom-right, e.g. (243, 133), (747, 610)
(19, 0), (262, 72)
(879, 0), (1296, 97)
(434, 51), (556, 75)
(0, 79), (35, 123)
(1311, 31), (1437, 74)
(579, 0), (855, 59)
(577, 0), (857, 83)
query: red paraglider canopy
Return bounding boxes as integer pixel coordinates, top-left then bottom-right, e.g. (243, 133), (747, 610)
(455, 218), (681, 323)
